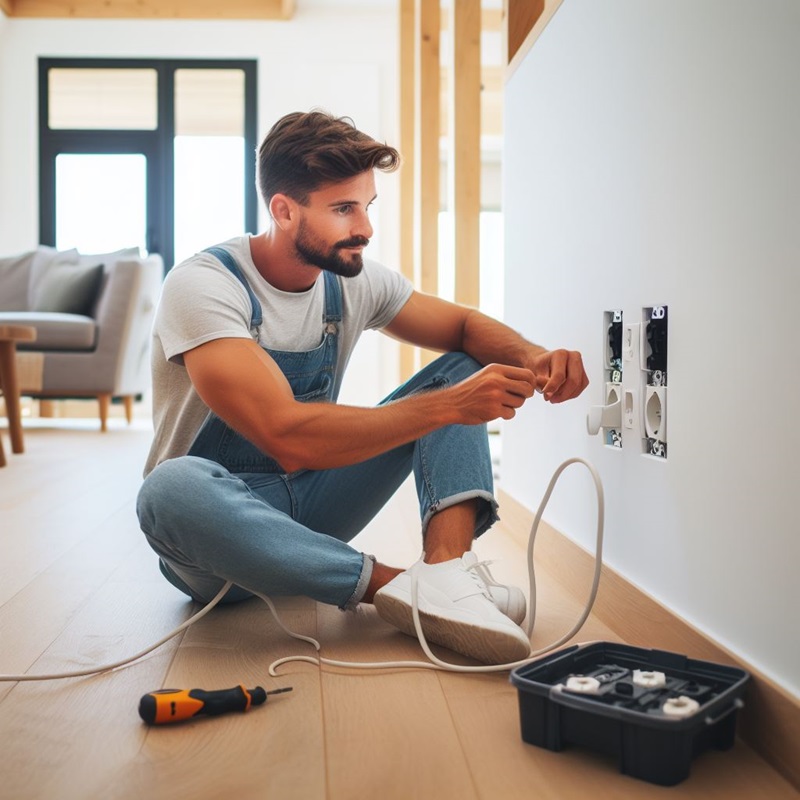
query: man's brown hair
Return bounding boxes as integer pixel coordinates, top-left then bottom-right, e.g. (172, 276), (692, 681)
(257, 110), (400, 208)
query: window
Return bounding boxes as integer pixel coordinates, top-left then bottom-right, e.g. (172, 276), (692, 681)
(39, 58), (258, 270)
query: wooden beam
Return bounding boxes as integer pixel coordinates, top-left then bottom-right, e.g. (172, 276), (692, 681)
(398, 0), (418, 381)
(440, 6), (502, 33)
(505, 0), (565, 78)
(414, 0), (440, 365)
(414, 0), (440, 298)
(9, 0), (293, 18)
(440, 64), (503, 138)
(505, 0), (545, 66)
(448, 0), (481, 309)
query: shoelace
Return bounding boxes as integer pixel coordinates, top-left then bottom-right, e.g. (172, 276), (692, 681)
(1, 457), (604, 681)
(468, 558), (502, 593)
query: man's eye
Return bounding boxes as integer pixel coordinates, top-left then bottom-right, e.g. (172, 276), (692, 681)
(336, 205), (352, 215)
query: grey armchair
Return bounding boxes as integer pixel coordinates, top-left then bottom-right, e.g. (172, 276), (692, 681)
(0, 246), (163, 431)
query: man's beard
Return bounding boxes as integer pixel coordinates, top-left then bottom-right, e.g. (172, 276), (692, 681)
(294, 219), (368, 278)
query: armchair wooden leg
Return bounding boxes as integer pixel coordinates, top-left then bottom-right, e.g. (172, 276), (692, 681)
(39, 400), (58, 418)
(0, 338), (26, 454)
(123, 395), (134, 425)
(97, 393), (111, 433)
(0, 433), (6, 467)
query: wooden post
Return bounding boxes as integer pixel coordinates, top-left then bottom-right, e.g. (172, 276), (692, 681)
(448, 0), (482, 309)
(414, 0), (440, 365)
(398, 0), (418, 381)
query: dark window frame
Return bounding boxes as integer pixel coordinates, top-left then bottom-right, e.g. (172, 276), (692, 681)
(39, 57), (258, 270)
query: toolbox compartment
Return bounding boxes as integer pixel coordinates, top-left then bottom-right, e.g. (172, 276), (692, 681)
(510, 641), (749, 786)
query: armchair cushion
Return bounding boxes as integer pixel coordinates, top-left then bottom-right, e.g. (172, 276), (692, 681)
(3, 311), (97, 350)
(30, 262), (105, 316)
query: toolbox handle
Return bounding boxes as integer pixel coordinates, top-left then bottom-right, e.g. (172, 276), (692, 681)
(704, 698), (744, 726)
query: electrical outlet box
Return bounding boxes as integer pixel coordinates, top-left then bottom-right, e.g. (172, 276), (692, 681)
(643, 306), (668, 458)
(604, 310), (623, 447)
(606, 310), (623, 374)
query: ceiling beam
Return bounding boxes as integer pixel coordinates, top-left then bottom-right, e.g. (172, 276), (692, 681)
(5, 0), (294, 19)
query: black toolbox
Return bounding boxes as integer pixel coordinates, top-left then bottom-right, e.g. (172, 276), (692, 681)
(510, 641), (749, 786)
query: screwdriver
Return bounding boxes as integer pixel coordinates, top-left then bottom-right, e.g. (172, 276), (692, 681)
(138, 684), (292, 725)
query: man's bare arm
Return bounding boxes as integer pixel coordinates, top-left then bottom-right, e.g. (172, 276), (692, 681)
(384, 291), (589, 403)
(184, 337), (535, 473)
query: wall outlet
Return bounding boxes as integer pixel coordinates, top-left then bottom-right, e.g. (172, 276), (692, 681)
(645, 386), (667, 441)
(643, 306), (668, 458)
(605, 383), (622, 447)
(604, 310), (623, 447)
(606, 309), (623, 373)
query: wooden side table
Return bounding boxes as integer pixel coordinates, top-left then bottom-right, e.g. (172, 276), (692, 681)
(0, 324), (37, 467)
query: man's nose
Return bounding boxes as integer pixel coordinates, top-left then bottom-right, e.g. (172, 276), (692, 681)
(354, 211), (373, 240)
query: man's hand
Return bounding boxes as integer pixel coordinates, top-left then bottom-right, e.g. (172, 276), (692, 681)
(447, 364), (537, 424)
(528, 348), (589, 403)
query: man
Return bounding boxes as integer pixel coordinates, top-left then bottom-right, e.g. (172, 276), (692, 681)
(137, 111), (588, 665)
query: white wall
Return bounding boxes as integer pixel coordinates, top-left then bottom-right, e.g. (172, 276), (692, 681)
(503, 0), (800, 696)
(0, 4), (401, 402)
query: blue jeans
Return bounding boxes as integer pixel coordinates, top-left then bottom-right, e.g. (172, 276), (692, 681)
(136, 352), (498, 609)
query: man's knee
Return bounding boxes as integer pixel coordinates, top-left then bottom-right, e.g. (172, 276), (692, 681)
(430, 351), (482, 381)
(137, 456), (220, 529)
(387, 352), (483, 402)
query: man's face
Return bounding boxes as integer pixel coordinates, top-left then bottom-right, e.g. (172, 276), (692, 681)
(292, 171), (376, 278)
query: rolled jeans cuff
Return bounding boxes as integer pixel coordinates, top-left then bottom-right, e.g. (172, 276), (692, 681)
(421, 490), (499, 540)
(342, 553), (376, 610)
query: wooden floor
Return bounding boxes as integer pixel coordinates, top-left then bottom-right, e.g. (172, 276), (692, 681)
(0, 418), (796, 800)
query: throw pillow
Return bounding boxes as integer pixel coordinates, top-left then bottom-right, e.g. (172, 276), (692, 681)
(0, 250), (36, 311)
(27, 246), (80, 307)
(30, 261), (106, 316)
(78, 246), (140, 269)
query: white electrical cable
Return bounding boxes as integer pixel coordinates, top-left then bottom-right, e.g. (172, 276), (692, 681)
(0, 457), (604, 683)
(0, 581), (232, 682)
(268, 457), (604, 676)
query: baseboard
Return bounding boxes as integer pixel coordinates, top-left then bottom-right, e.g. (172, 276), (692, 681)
(497, 488), (800, 791)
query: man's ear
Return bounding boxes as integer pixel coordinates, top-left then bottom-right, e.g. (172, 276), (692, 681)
(269, 193), (296, 230)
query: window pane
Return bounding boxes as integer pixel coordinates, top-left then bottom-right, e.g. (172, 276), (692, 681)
(173, 69), (247, 264)
(55, 154), (147, 253)
(173, 137), (245, 264)
(175, 69), (245, 136)
(48, 69), (158, 130)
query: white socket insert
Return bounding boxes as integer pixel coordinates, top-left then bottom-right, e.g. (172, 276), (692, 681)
(645, 386), (667, 442)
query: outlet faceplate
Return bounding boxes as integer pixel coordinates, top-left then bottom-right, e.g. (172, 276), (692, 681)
(643, 306), (668, 458)
(605, 310), (623, 447)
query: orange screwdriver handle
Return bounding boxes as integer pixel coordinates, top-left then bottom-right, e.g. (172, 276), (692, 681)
(139, 685), (267, 725)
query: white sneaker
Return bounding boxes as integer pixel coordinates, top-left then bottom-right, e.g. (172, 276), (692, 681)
(373, 554), (531, 664)
(462, 552), (527, 626)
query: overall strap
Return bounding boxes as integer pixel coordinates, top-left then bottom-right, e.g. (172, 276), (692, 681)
(203, 246), (263, 328)
(322, 271), (343, 324)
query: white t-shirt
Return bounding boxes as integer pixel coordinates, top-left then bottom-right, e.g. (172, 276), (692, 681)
(144, 235), (413, 475)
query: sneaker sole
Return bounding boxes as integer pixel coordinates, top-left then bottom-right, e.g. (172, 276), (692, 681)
(374, 592), (531, 665)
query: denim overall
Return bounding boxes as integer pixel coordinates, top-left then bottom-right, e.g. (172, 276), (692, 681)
(186, 246), (343, 474)
(137, 247), (499, 610)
